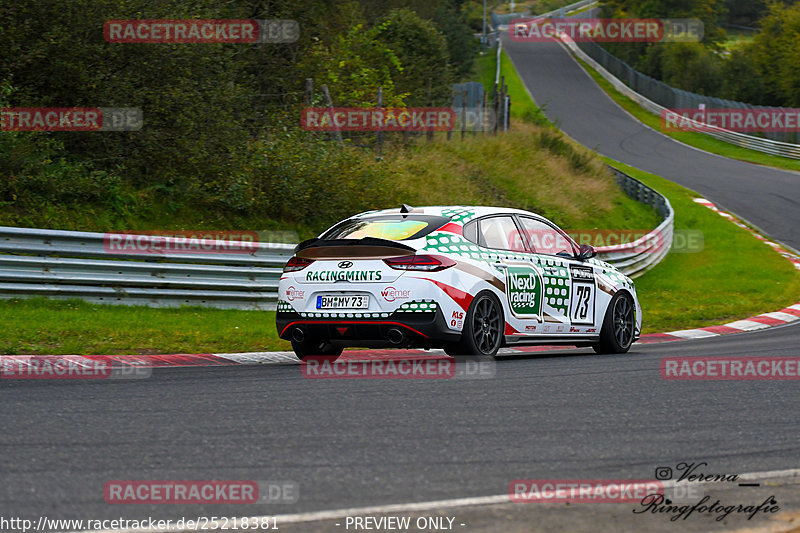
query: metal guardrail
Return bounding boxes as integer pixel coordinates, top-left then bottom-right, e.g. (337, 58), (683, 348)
(560, 34), (800, 159)
(0, 167), (670, 309)
(490, 0), (597, 28)
(497, 3), (800, 156)
(0, 227), (294, 310)
(595, 166), (674, 279)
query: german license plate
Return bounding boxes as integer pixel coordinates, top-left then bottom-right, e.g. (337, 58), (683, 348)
(316, 294), (370, 309)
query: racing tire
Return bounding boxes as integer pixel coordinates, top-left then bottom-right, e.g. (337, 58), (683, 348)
(592, 291), (635, 354)
(292, 338), (343, 362)
(443, 291), (503, 360)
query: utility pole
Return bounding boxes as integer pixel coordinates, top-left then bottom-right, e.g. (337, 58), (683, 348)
(482, 0), (487, 48)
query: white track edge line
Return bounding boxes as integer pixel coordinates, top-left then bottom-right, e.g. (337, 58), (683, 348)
(70, 468), (800, 533)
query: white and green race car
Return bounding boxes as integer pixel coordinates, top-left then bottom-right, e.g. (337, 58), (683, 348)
(277, 205), (641, 360)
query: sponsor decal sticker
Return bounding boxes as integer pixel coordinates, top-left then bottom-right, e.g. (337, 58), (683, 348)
(305, 270), (383, 282)
(450, 310), (464, 329)
(505, 265), (543, 319)
(569, 265), (596, 325)
(285, 286), (304, 301)
(381, 286), (411, 302)
(570, 266), (594, 282)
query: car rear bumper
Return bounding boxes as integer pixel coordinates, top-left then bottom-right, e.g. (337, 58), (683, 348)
(276, 304), (460, 349)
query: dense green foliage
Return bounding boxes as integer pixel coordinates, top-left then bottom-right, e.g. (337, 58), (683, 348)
(599, 0), (800, 107)
(0, 0), (477, 230)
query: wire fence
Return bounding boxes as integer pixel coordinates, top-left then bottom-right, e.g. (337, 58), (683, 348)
(573, 39), (800, 146)
(490, 0), (597, 28)
(564, 37), (800, 158)
(493, 1), (800, 155)
(0, 167), (671, 310)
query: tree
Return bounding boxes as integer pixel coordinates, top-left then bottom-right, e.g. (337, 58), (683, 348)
(297, 23), (406, 107)
(721, 46), (766, 103)
(602, 0), (728, 46)
(724, 0), (767, 27)
(375, 9), (454, 106)
(661, 42), (723, 95)
(745, 1), (800, 106)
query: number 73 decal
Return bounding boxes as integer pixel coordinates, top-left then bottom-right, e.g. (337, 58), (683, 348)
(570, 265), (596, 325)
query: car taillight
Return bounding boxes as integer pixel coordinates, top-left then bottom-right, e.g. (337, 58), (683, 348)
(283, 256), (315, 272)
(383, 254), (456, 272)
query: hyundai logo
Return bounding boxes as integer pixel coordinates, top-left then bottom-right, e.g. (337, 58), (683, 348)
(338, 261), (353, 268)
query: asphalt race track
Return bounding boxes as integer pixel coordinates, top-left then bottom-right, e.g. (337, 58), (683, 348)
(2, 32), (800, 533)
(502, 36), (800, 253)
(2, 323), (800, 525)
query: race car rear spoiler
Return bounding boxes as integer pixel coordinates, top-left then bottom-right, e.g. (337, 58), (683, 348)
(295, 237), (416, 260)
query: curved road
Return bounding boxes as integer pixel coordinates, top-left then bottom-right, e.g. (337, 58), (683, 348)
(2, 34), (800, 533)
(2, 325), (800, 526)
(502, 37), (800, 252)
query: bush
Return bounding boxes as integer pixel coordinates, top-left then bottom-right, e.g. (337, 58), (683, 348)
(661, 43), (724, 96)
(535, 129), (595, 174)
(246, 131), (398, 225)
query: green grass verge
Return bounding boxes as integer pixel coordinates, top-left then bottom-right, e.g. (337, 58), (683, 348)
(574, 55), (800, 173)
(0, 298), (289, 355)
(604, 158), (800, 333)
(499, 49), (550, 124)
(721, 27), (756, 51)
(0, 128), (661, 355)
(6, 45), (797, 354)
(476, 44), (550, 125)
(490, 46), (800, 331)
(473, 51), (496, 91)
(0, 55), (662, 356)
(3, 158), (798, 352)
(389, 123), (661, 231)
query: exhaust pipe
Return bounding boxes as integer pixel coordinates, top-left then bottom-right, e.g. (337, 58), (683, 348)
(387, 328), (405, 346)
(292, 327), (305, 343)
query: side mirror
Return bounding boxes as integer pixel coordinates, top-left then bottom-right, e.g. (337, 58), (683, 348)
(577, 244), (596, 261)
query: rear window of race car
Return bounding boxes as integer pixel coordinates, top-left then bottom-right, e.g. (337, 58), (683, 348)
(321, 215), (452, 241)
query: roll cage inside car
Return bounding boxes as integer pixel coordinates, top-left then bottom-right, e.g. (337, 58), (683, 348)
(462, 213), (582, 259)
